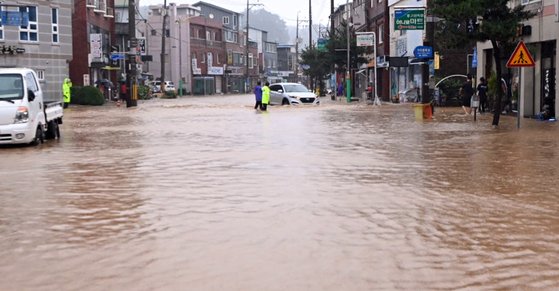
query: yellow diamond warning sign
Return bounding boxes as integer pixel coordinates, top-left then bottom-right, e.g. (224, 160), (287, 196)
(506, 41), (535, 68)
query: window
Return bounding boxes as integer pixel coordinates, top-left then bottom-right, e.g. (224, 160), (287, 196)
(223, 16), (230, 25)
(19, 6), (38, 42)
(36, 70), (45, 81)
(248, 53), (253, 69)
(52, 8), (59, 43)
(201, 52), (205, 63)
(378, 24), (384, 44)
(225, 30), (238, 43)
(216, 53), (220, 64)
(151, 29), (157, 36)
(25, 72), (39, 92)
(521, 0), (540, 4)
(206, 30), (210, 40)
(233, 15), (238, 26)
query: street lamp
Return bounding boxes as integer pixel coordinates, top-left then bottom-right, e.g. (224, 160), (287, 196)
(245, 0), (263, 93)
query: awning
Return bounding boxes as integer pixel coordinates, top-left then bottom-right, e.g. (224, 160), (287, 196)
(101, 66), (121, 71)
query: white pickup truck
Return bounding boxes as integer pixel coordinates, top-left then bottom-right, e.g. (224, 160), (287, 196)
(0, 68), (63, 145)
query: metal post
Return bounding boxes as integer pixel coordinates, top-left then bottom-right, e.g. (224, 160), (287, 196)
(296, 12), (299, 83)
(178, 19), (182, 96)
(346, 0), (351, 102)
(309, 0), (312, 47)
(160, 0), (168, 93)
(244, 1), (263, 93)
(245, 0), (250, 94)
(517, 67), (522, 129)
(127, 0), (137, 107)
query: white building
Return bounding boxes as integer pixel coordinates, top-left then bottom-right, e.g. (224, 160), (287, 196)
(143, 3), (201, 93)
(388, 0), (427, 101)
(0, 1), (73, 102)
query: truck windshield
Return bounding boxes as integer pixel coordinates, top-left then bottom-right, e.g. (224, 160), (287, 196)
(0, 74), (24, 100)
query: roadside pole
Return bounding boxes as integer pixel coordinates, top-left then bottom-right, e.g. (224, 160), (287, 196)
(127, 0), (138, 107)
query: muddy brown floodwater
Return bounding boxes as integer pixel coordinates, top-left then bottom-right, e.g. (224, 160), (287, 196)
(1, 95), (559, 290)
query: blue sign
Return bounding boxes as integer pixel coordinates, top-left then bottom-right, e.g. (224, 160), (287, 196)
(472, 47), (478, 68)
(1, 11), (29, 26)
(413, 46), (433, 59)
(110, 53), (125, 60)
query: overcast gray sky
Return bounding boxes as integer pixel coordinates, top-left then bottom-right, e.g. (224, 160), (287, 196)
(141, 0), (349, 26)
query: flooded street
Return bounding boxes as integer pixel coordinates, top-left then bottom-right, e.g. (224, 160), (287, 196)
(1, 95), (559, 290)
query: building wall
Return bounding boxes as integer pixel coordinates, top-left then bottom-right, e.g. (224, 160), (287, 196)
(0, 0), (73, 102)
(70, 0), (115, 88)
(476, 0), (558, 118)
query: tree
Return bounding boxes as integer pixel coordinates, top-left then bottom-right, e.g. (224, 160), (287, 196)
(431, 0), (534, 126)
(300, 46), (330, 93)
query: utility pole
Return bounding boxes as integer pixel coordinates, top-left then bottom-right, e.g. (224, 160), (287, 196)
(295, 12), (308, 83)
(127, 0), (137, 107)
(330, 0), (335, 98)
(160, 0), (168, 93)
(178, 19), (183, 96)
(308, 0), (312, 47)
(422, 6), (435, 105)
(245, 0), (250, 94)
(245, 0), (263, 94)
(346, 0), (351, 102)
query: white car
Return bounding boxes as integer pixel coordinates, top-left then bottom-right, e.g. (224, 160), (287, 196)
(152, 80), (175, 93)
(269, 83), (319, 105)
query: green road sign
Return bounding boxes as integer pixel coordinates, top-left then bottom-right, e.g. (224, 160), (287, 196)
(394, 9), (425, 30)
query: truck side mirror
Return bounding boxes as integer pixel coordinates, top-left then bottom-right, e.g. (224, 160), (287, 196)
(28, 90), (36, 102)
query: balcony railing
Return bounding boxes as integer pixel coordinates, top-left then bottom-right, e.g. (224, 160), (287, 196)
(105, 7), (114, 18)
(94, 0), (106, 13)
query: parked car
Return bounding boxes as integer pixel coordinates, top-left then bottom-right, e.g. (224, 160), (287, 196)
(269, 83), (319, 105)
(149, 81), (161, 93)
(151, 80), (175, 93)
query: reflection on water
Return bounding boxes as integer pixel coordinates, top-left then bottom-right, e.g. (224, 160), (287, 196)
(1, 96), (559, 290)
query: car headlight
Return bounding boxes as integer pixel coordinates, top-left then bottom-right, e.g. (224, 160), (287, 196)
(14, 106), (29, 124)
(289, 95), (299, 99)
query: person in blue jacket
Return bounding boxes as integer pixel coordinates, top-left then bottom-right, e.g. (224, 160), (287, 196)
(254, 81), (262, 110)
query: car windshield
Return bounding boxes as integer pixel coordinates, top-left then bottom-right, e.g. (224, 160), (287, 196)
(0, 74), (24, 100)
(283, 84), (310, 93)
(167, 82), (174, 86)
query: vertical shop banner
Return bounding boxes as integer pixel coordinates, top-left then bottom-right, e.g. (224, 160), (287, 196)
(90, 33), (102, 59)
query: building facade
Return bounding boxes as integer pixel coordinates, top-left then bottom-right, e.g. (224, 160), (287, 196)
(144, 3), (200, 93)
(70, 0), (116, 89)
(0, 1), (73, 102)
(477, 0), (558, 119)
(366, 0), (390, 101)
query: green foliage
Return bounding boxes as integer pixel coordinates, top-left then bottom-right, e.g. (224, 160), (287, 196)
(161, 90), (177, 99)
(300, 47), (331, 84)
(72, 86), (105, 106)
(430, 1), (535, 125)
(487, 71), (498, 98)
(138, 85), (152, 100)
(438, 78), (463, 105)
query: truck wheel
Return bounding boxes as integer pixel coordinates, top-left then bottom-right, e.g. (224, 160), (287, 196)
(31, 126), (44, 145)
(45, 121), (57, 140)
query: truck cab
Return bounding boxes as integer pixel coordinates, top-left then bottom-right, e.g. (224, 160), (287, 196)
(0, 68), (63, 145)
